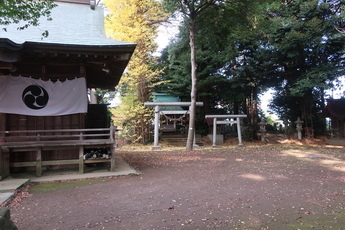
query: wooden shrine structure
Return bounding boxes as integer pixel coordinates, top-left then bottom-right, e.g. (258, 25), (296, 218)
(323, 98), (345, 138)
(152, 93), (185, 133)
(0, 0), (136, 180)
(144, 102), (203, 150)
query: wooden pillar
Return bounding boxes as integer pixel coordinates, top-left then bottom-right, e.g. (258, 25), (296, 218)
(0, 148), (10, 181)
(0, 113), (9, 180)
(36, 148), (42, 177)
(110, 123), (116, 171)
(110, 123), (115, 142)
(79, 146), (84, 174)
(110, 144), (116, 172)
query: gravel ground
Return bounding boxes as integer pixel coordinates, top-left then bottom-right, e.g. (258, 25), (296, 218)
(7, 143), (345, 230)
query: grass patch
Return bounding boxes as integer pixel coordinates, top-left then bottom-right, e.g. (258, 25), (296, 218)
(261, 208), (345, 229)
(29, 179), (107, 193)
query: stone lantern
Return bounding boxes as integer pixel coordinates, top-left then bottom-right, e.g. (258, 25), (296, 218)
(294, 117), (304, 140)
(259, 120), (266, 142)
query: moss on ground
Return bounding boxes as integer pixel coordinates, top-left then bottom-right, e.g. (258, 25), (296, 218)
(29, 179), (107, 193)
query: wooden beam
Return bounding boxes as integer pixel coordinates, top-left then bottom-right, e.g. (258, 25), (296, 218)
(42, 160), (79, 166)
(84, 159), (110, 164)
(10, 162), (36, 167)
(11, 159), (80, 167)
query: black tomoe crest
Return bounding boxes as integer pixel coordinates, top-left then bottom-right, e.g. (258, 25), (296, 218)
(22, 85), (49, 110)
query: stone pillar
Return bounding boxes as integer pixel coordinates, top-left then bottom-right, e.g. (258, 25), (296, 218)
(191, 105), (199, 149)
(295, 117), (304, 140)
(236, 117), (244, 146)
(212, 118), (217, 147)
(193, 130), (199, 148)
(152, 105), (161, 150)
(259, 120), (266, 142)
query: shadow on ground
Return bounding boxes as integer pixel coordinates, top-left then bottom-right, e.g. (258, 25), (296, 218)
(5, 143), (345, 229)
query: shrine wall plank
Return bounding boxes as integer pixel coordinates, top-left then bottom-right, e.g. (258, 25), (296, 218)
(5, 113), (85, 172)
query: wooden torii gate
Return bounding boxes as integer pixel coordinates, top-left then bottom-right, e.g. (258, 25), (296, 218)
(144, 102), (203, 150)
(205, 115), (247, 146)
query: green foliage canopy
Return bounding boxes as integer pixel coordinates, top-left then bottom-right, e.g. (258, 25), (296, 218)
(0, 0), (56, 37)
(157, 0), (344, 135)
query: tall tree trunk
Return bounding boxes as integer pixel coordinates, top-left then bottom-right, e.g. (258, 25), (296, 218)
(250, 86), (258, 124)
(186, 19), (197, 151)
(138, 75), (148, 144)
(320, 87), (327, 135)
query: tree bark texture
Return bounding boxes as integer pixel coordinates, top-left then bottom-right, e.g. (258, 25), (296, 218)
(186, 19), (197, 151)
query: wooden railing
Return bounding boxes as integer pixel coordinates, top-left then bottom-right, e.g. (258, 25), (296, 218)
(0, 126), (117, 177)
(0, 126), (116, 141)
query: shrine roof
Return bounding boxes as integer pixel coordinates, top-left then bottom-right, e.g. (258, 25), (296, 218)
(324, 98), (345, 119)
(153, 93), (184, 111)
(0, 1), (136, 89)
(0, 2), (135, 49)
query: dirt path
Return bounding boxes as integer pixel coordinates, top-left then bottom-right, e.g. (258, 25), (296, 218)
(8, 144), (345, 229)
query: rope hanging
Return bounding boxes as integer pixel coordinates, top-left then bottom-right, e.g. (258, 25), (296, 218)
(160, 110), (189, 122)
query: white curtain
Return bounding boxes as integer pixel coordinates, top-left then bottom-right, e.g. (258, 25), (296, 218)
(0, 76), (87, 116)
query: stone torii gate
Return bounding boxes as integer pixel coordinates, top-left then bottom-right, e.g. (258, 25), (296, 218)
(144, 102), (203, 150)
(205, 114), (247, 146)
